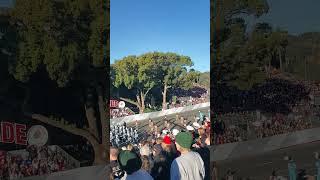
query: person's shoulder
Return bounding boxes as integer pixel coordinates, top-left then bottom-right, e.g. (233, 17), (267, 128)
(135, 169), (154, 180)
(190, 150), (202, 157)
(171, 156), (180, 163)
(190, 151), (204, 162)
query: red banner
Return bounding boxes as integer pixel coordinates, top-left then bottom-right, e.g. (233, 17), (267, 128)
(0, 122), (27, 145)
(110, 100), (119, 108)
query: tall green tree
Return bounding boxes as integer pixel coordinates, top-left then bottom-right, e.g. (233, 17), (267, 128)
(113, 55), (158, 113)
(267, 29), (288, 73)
(142, 52), (194, 110)
(7, 0), (108, 165)
(198, 72), (210, 89)
(212, 0), (270, 90)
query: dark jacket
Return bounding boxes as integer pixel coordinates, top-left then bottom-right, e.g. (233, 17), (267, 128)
(151, 152), (171, 180)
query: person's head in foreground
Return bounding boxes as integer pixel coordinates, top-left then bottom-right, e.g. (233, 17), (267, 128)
(170, 131), (205, 180)
(156, 137), (163, 145)
(110, 147), (119, 161)
(118, 150), (153, 180)
(152, 144), (163, 157)
(118, 150), (142, 175)
(174, 132), (193, 154)
(140, 144), (151, 157)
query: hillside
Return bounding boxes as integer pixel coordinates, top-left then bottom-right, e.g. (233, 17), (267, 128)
(198, 71), (210, 89)
(285, 32), (320, 81)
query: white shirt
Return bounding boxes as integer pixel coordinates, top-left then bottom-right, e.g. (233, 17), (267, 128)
(170, 151), (205, 180)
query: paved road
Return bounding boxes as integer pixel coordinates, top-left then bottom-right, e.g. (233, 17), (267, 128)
(214, 141), (320, 179)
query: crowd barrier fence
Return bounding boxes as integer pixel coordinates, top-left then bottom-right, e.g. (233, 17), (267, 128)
(211, 127), (320, 162)
(111, 102), (210, 124)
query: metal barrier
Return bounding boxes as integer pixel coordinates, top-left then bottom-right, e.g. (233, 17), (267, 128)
(111, 102), (210, 124)
(211, 127), (320, 162)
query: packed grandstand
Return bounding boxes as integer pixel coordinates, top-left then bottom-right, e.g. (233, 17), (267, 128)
(212, 77), (320, 146)
(212, 72), (320, 179)
(109, 109), (211, 180)
(109, 83), (211, 180)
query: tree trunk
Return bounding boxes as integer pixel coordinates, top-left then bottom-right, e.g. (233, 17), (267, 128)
(162, 84), (168, 110)
(85, 105), (98, 138)
(279, 48), (283, 71)
(305, 56), (307, 80)
(136, 94), (143, 114)
(140, 91), (145, 113)
(268, 57), (271, 78)
(120, 95), (145, 114)
(91, 142), (107, 165)
(82, 130), (106, 165)
(96, 87), (108, 159)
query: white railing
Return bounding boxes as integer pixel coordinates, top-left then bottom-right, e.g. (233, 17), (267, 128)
(111, 102), (210, 124)
(211, 127), (320, 161)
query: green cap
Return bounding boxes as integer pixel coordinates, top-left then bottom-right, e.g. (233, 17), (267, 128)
(118, 150), (141, 174)
(175, 132), (193, 149)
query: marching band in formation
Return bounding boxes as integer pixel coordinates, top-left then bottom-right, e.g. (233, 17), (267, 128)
(110, 123), (140, 147)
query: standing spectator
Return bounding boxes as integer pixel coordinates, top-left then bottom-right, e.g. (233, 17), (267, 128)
(288, 156), (297, 180)
(118, 150), (153, 180)
(170, 132), (205, 180)
(110, 147), (124, 179)
(140, 144), (154, 172)
(212, 162), (218, 180)
(197, 128), (207, 146)
(269, 170), (277, 180)
(108, 165), (115, 180)
(315, 152), (320, 180)
(225, 169), (234, 180)
(161, 136), (177, 164)
(151, 145), (170, 180)
(141, 156), (152, 174)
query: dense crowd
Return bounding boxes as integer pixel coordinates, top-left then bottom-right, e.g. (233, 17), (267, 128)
(254, 114), (312, 139)
(214, 125), (244, 145)
(110, 108), (135, 119)
(213, 77), (312, 114)
(109, 113), (210, 180)
(169, 93), (209, 109)
(0, 145), (77, 179)
(170, 86), (208, 98)
(213, 106), (313, 145)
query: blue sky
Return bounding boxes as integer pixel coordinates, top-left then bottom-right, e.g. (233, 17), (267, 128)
(110, 0), (210, 72)
(246, 0), (320, 35)
(0, 0), (13, 7)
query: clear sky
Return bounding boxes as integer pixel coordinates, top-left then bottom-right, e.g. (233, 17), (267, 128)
(0, 0), (13, 7)
(110, 0), (210, 72)
(247, 0), (320, 35)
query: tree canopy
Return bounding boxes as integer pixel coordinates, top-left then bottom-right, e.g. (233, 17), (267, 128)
(1, 0), (108, 165)
(112, 52), (202, 112)
(8, 0), (105, 87)
(211, 0), (291, 90)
